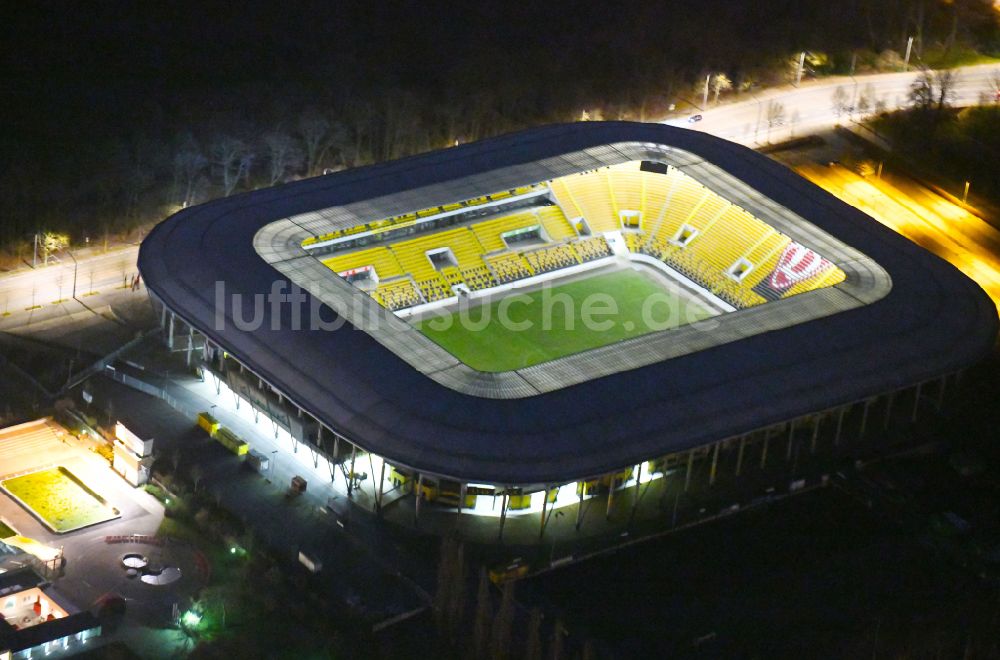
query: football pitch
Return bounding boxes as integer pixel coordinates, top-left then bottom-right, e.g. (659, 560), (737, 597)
(416, 269), (715, 372)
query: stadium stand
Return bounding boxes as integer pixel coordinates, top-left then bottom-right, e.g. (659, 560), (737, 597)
(524, 244), (579, 274)
(375, 279), (423, 311)
(572, 236), (613, 262)
(461, 265), (497, 291)
(488, 252), (534, 283)
(317, 163), (842, 313)
(322, 245), (403, 280)
(470, 210), (541, 252)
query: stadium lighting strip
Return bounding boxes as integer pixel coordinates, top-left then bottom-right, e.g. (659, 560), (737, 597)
(195, 370), (671, 518)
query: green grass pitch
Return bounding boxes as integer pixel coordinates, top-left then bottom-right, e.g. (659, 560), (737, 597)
(2, 467), (118, 533)
(416, 269), (714, 372)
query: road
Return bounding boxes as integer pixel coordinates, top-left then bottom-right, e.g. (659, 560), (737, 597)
(0, 245), (139, 314)
(798, 163), (1000, 310)
(665, 62), (1000, 146)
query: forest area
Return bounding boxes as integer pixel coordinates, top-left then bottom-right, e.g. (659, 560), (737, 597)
(2, 0), (998, 266)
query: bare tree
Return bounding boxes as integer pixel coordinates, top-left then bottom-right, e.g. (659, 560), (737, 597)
(766, 101), (786, 142)
(41, 232), (69, 266)
(189, 463), (205, 492)
(525, 608), (543, 660)
(262, 130), (303, 186)
(490, 580), (514, 660)
(211, 136), (253, 196)
(711, 73), (732, 105)
(472, 569), (492, 659)
(909, 68), (936, 111)
(934, 69), (958, 113)
(909, 68), (958, 116)
(297, 109), (332, 176)
(860, 83), (878, 116)
(173, 134), (208, 207)
(831, 86), (850, 118)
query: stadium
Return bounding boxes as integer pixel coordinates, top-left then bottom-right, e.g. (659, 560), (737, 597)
(138, 122), (997, 537)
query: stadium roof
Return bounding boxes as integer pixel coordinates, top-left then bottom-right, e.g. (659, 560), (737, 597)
(139, 122), (997, 485)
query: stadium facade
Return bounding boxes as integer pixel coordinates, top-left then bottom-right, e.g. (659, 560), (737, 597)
(139, 122), (997, 535)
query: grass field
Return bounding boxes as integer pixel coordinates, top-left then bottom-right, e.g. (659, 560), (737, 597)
(1, 467), (118, 533)
(416, 269), (714, 371)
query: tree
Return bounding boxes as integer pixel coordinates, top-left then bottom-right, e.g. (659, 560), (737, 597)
(472, 569), (492, 659)
(909, 68), (957, 117)
(831, 86), (850, 118)
(297, 109), (332, 177)
(211, 136), (253, 197)
(858, 83), (877, 116)
(40, 232), (68, 266)
(766, 101), (786, 142)
(173, 134), (208, 207)
(934, 69), (958, 113)
(711, 73), (732, 105)
(188, 463), (205, 492)
(548, 619), (565, 660)
(262, 130), (303, 186)
(525, 608), (544, 660)
(490, 580), (514, 660)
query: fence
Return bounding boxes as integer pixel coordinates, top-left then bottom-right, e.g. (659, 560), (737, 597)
(103, 366), (198, 420)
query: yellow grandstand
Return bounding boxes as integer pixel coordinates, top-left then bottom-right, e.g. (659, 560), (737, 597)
(310, 162), (844, 313)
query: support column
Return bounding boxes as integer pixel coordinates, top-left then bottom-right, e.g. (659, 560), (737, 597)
(498, 493), (509, 542)
(786, 421), (795, 461)
(186, 326), (194, 366)
(605, 476), (615, 519)
(630, 463), (643, 518)
(709, 442), (719, 486)
(167, 312), (175, 349)
(860, 399), (871, 437)
(539, 488), (549, 539)
(376, 461), (386, 516)
(834, 406), (846, 446)
(810, 416), (820, 454)
(912, 382), (922, 422)
(760, 431), (770, 469)
(684, 450), (694, 492)
(936, 375), (947, 411)
(347, 445), (357, 498)
(883, 391), (895, 430)
(414, 474), (423, 523)
(735, 436), (746, 477)
(575, 484), (585, 530)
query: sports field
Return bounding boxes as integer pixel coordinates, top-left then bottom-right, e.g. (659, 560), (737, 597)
(416, 269), (715, 371)
(1, 467), (119, 533)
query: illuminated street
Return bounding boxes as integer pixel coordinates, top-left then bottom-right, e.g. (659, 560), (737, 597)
(667, 62), (1000, 146)
(798, 163), (1000, 310)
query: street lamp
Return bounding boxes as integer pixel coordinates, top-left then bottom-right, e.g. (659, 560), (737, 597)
(66, 248), (78, 300)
